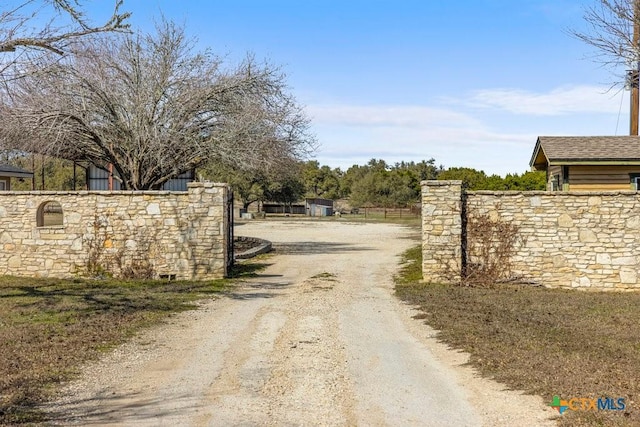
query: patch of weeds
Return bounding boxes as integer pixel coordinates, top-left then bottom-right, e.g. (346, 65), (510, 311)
(394, 245), (422, 285)
(395, 245), (640, 427)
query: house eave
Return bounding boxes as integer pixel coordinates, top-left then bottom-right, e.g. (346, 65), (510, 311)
(529, 138), (544, 168)
(547, 160), (640, 166)
(0, 171), (34, 179)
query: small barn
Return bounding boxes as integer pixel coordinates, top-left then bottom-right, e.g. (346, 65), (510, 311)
(306, 198), (333, 217)
(0, 164), (34, 190)
(530, 136), (640, 191)
(262, 203), (306, 215)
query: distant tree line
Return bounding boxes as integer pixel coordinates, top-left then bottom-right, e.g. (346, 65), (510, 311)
(204, 158), (546, 210)
(0, 151), (546, 208)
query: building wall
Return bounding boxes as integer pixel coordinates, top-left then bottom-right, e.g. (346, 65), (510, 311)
(422, 180), (640, 290)
(0, 182), (230, 280)
(566, 165), (640, 191)
(546, 165), (640, 192)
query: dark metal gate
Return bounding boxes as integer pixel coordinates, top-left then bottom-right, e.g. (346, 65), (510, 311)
(226, 189), (234, 272)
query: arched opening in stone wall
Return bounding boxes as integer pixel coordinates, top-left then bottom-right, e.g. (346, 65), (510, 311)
(37, 201), (63, 227)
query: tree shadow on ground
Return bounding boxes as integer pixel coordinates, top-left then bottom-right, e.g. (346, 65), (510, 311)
(272, 241), (373, 255)
(43, 389), (207, 426)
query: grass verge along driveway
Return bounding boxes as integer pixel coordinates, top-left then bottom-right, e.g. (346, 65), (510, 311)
(395, 246), (639, 427)
(0, 264), (262, 425)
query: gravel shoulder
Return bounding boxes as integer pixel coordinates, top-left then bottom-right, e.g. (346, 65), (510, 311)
(45, 220), (556, 426)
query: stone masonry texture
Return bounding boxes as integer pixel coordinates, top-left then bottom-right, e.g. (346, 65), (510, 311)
(421, 180), (463, 284)
(422, 180), (640, 290)
(0, 182), (230, 280)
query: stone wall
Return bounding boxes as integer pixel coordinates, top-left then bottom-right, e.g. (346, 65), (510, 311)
(422, 180), (640, 290)
(0, 182), (231, 280)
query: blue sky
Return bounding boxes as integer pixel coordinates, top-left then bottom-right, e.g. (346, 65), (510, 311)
(87, 0), (628, 175)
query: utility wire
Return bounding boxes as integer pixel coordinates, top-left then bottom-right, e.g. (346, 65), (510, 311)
(615, 89), (626, 135)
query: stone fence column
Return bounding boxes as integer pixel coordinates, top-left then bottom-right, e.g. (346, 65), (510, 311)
(421, 180), (463, 284)
(186, 181), (230, 279)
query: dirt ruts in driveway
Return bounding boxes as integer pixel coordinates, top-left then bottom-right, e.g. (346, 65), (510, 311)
(46, 220), (555, 426)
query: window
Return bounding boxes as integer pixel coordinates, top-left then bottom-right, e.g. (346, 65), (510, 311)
(551, 175), (560, 191)
(0, 181), (5, 191)
(37, 201), (63, 227)
(562, 166), (569, 191)
(630, 173), (640, 191)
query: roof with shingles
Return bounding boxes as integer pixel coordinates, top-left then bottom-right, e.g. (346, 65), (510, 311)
(530, 136), (640, 170)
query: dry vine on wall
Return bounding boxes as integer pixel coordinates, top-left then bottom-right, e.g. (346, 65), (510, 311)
(84, 214), (158, 280)
(462, 206), (523, 287)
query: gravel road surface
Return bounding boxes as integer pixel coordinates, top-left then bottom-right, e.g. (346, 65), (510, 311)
(46, 220), (556, 426)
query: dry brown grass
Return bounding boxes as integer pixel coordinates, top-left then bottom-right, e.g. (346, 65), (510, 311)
(0, 263), (266, 425)
(395, 246), (640, 427)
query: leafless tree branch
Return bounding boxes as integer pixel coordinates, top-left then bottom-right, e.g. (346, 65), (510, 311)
(0, 20), (316, 190)
(1, 0), (130, 78)
(569, 0), (640, 86)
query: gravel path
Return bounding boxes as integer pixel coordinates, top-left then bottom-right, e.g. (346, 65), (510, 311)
(46, 220), (556, 426)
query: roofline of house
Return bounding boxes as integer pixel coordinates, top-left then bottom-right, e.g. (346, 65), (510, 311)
(0, 170), (34, 179)
(529, 137), (546, 169)
(547, 160), (640, 166)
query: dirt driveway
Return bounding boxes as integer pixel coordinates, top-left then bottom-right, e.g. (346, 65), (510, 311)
(47, 220), (555, 426)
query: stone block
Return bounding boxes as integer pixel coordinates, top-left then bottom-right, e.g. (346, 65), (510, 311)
(579, 229), (598, 243)
(557, 213), (573, 228)
(620, 268), (638, 284)
(612, 256), (636, 266)
(596, 253), (612, 265)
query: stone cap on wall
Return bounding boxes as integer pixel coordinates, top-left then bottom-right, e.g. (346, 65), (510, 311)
(421, 180), (463, 186)
(187, 182), (229, 189)
(468, 190), (640, 197)
(0, 181), (231, 196)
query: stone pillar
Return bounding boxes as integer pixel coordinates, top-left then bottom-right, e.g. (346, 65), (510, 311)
(421, 180), (463, 284)
(186, 182), (230, 279)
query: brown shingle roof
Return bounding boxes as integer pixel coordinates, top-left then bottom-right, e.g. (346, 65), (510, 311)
(530, 136), (640, 169)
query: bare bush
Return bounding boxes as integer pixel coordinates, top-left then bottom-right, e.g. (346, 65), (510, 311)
(462, 208), (523, 287)
(84, 214), (110, 277)
(84, 214), (158, 279)
(113, 232), (157, 280)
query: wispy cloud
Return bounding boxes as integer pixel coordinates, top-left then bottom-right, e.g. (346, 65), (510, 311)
(463, 85), (623, 115)
(306, 84), (623, 174)
(307, 104), (483, 128)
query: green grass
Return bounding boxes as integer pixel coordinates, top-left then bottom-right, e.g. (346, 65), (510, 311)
(0, 263), (262, 425)
(395, 245), (640, 427)
(338, 213), (422, 225)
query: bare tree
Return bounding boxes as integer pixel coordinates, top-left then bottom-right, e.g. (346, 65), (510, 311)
(570, 0), (640, 84)
(570, 0), (640, 133)
(0, 21), (316, 189)
(1, 1), (130, 77)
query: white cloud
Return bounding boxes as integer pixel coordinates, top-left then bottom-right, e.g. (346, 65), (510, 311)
(305, 85), (624, 175)
(463, 85), (623, 116)
(307, 104), (483, 128)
